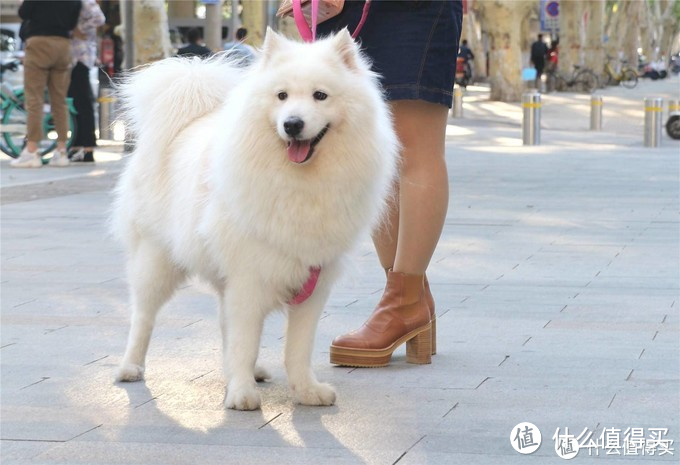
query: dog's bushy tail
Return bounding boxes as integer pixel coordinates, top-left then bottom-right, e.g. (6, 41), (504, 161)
(118, 55), (242, 155)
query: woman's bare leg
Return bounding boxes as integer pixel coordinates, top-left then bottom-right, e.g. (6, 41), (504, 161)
(372, 99), (449, 275)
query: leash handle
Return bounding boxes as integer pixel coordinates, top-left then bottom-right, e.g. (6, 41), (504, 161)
(292, 0), (371, 43)
(292, 0), (316, 42)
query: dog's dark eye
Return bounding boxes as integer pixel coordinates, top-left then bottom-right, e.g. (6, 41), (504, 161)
(313, 91), (328, 101)
(278, 92), (288, 101)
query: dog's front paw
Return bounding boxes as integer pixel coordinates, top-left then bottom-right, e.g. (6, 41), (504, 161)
(293, 382), (336, 406)
(116, 363), (145, 382)
(225, 382), (261, 410)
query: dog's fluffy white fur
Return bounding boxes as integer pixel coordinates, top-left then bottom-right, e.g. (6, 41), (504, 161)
(112, 28), (398, 410)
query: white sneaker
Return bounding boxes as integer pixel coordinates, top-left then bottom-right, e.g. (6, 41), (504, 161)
(49, 149), (69, 167)
(10, 148), (42, 168)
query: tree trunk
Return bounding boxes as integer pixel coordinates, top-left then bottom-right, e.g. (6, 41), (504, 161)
(242, 0), (267, 46)
(464, 9), (487, 79)
(167, 0), (194, 20)
(639, 0), (655, 61)
(474, 1), (533, 102)
(558, 0), (586, 75)
(130, 0), (171, 66)
(604, 1), (622, 61)
(205, 1), (225, 52)
(656, 0), (679, 68)
(620, 0), (642, 66)
(584, 0), (605, 78)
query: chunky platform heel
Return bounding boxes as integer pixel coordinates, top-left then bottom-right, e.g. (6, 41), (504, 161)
(406, 324), (432, 364)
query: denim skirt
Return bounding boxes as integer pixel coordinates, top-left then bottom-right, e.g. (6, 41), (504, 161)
(318, 0), (463, 107)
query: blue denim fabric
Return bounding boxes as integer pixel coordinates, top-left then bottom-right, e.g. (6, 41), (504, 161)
(318, 0), (463, 107)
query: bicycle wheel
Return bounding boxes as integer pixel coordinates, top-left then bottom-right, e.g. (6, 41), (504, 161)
(576, 70), (599, 93)
(621, 69), (638, 89)
(1, 102), (28, 158)
(0, 105), (18, 156)
(2, 103), (77, 157)
(0, 137), (15, 156)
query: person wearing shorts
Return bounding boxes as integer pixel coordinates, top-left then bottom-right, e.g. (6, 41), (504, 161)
(319, 0), (463, 367)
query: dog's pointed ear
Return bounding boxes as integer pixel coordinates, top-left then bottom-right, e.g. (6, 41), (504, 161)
(262, 27), (285, 60)
(331, 28), (360, 71)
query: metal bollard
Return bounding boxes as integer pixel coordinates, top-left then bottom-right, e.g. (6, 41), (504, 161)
(668, 99), (679, 116)
(98, 87), (117, 141)
(522, 92), (541, 145)
(643, 97), (663, 147)
(451, 87), (463, 118)
(590, 95), (603, 130)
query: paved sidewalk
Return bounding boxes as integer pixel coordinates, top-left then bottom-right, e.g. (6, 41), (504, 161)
(1, 78), (679, 465)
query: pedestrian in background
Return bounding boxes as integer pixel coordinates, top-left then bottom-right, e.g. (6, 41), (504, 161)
(12, 0), (82, 168)
(459, 39), (475, 63)
(458, 38), (475, 84)
(68, 0), (106, 163)
(530, 33), (549, 89)
(177, 28), (212, 58)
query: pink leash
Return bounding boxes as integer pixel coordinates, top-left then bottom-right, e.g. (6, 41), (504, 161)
(292, 0), (371, 43)
(287, 0), (370, 304)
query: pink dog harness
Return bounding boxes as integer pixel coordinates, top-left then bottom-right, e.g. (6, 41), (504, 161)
(288, 266), (322, 305)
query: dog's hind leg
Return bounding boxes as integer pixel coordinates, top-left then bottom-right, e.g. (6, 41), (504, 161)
(285, 273), (336, 406)
(117, 240), (185, 382)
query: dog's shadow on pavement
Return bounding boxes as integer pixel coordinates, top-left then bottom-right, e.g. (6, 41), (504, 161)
(115, 378), (366, 462)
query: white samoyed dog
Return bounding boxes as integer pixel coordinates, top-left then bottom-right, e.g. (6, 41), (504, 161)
(112, 28), (398, 410)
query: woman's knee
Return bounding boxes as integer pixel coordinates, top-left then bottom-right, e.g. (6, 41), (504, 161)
(391, 100), (448, 173)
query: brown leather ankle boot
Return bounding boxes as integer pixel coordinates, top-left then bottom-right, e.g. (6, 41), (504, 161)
(384, 268), (437, 355)
(330, 271), (432, 367)
(423, 274), (437, 355)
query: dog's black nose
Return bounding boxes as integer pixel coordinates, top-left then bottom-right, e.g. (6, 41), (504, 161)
(283, 117), (305, 137)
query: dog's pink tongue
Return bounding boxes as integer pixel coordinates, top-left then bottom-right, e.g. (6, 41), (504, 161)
(287, 140), (311, 163)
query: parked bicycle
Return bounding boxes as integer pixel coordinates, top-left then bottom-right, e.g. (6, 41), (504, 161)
(1, 59), (78, 159)
(546, 65), (599, 93)
(604, 56), (638, 88)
